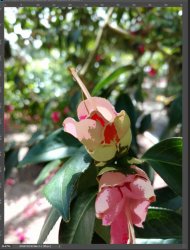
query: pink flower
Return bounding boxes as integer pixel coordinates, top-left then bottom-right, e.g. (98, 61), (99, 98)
(51, 111), (61, 123)
(63, 97), (132, 162)
(5, 178), (15, 186)
(95, 166), (156, 244)
(15, 228), (27, 243)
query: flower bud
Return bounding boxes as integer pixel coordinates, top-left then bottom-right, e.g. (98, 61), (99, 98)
(63, 97), (132, 162)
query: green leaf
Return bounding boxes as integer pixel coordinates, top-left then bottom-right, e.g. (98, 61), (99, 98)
(43, 147), (92, 222)
(142, 137), (182, 195)
(37, 207), (60, 244)
(168, 95), (182, 128)
(136, 238), (182, 244)
(5, 148), (19, 179)
(138, 113), (152, 134)
(94, 218), (110, 243)
(18, 129), (81, 167)
(92, 65), (133, 95)
(59, 187), (97, 243)
(34, 159), (61, 186)
(154, 187), (182, 210)
(135, 207), (182, 239)
(27, 130), (45, 147)
(76, 163), (98, 194)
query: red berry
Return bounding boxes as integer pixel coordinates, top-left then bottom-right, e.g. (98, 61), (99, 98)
(51, 111), (61, 123)
(95, 54), (102, 62)
(138, 44), (145, 54)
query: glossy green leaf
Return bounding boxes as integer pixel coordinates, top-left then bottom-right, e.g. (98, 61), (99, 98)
(34, 159), (61, 186)
(43, 148), (92, 222)
(76, 163), (98, 195)
(27, 130), (45, 147)
(92, 65), (133, 95)
(37, 207), (60, 244)
(154, 187), (182, 210)
(135, 207), (182, 239)
(142, 137), (182, 195)
(59, 187), (97, 243)
(18, 129), (80, 167)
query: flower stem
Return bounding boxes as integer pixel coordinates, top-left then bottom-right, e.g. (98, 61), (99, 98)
(69, 67), (91, 99)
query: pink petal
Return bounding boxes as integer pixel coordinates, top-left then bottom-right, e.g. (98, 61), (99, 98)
(77, 97), (117, 122)
(95, 187), (125, 225)
(63, 118), (78, 138)
(99, 172), (127, 191)
(129, 177), (156, 201)
(131, 165), (149, 180)
(129, 199), (150, 228)
(63, 118), (103, 150)
(110, 210), (129, 244)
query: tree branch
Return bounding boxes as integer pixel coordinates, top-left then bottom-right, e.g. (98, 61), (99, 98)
(79, 7), (114, 76)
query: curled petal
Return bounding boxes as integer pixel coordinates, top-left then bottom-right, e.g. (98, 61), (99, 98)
(131, 165), (150, 180)
(129, 177), (156, 201)
(129, 199), (150, 228)
(77, 97), (117, 122)
(95, 187), (124, 225)
(63, 118), (77, 138)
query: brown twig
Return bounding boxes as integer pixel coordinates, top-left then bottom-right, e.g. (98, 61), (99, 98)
(68, 67), (91, 99)
(79, 7), (114, 76)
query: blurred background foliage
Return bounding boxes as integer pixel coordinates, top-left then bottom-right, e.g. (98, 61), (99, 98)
(4, 6), (182, 155)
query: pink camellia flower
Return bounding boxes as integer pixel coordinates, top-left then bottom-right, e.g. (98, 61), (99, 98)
(51, 111), (61, 123)
(63, 97), (132, 162)
(95, 166), (156, 244)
